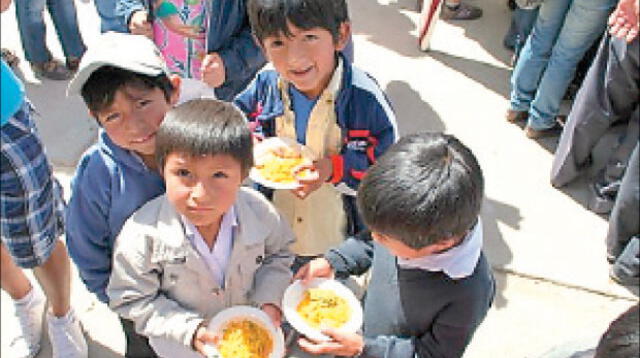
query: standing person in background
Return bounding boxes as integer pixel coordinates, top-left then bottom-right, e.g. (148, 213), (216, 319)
(118, 0), (266, 101)
(506, 0), (617, 138)
(13, 0), (86, 80)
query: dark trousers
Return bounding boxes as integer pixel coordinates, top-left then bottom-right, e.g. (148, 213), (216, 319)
(119, 317), (158, 358)
(606, 144), (640, 260)
(551, 35), (639, 190)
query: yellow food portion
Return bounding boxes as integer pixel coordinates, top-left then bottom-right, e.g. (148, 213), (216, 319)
(255, 147), (310, 184)
(296, 288), (351, 329)
(218, 320), (273, 358)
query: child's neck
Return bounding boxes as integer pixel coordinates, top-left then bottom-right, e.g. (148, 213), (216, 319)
(196, 217), (222, 250)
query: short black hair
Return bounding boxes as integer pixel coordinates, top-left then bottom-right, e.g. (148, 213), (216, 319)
(357, 132), (484, 249)
(80, 66), (174, 115)
(248, 0), (349, 43)
(155, 99), (253, 175)
(595, 304), (639, 358)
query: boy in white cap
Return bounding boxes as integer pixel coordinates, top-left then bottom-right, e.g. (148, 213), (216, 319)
(65, 32), (182, 357)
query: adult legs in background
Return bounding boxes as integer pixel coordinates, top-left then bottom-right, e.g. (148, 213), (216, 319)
(94, 0), (128, 33)
(526, 0), (617, 131)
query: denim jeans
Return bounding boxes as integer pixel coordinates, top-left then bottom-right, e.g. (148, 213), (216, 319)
(509, 0), (616, 130)
(94, 0), (128, 33)
(14, 0), (86, 64)
(504, 7), (539, 57)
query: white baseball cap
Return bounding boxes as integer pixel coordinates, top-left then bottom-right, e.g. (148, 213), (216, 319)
(67, 32), (169, 96)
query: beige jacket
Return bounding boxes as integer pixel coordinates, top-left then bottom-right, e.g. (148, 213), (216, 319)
(107, 187), (295, 356)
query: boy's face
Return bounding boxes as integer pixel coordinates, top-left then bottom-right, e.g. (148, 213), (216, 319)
(163, 152), (245, 237)
(260, 22), (350, 98)
(371, 231), (459, 260)
(92, 83), (177, 157)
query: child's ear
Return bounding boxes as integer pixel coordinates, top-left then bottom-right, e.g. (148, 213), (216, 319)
(253, 34), (269, 59)
(335, 22), (352, 51)
(168, 74), (182, 106)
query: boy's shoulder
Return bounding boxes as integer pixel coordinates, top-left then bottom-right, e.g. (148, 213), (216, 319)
(236, 186), (279, 216)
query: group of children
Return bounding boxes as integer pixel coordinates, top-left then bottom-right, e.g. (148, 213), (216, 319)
(1, 1), (495, 358)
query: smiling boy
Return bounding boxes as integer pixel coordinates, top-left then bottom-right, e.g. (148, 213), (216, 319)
(235, 0), (397, 267)
(65, 32), (181, 357)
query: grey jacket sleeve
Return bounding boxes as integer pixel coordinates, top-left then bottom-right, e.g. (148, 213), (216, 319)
(361, 321), (479, 358)
(107, 223), (203, 350)
(324, 231), (374, 278)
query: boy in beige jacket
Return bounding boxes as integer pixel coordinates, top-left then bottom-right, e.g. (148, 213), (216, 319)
(107, 99), (295, 357)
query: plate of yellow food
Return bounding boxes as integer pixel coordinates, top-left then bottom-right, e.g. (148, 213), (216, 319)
(203, 306), (285, 358)
(250, 137), (318, 190)
(282, 278), (363, 341)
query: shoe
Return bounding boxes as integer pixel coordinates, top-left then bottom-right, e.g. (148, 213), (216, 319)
(506, 109), (528, 123)
(30, 59), (72, 80)
(66, 57), (81, 73)
(9, 288), (46, 358)
(1, 48), (20, 68)
(47, 309), (88, 358)
(524, 123), (562, 139)
(441, 2), (483, 20)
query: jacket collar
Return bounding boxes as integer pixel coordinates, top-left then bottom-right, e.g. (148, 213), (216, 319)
(98, 129), (155, 174)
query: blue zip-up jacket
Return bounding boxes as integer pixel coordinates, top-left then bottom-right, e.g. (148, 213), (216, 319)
(117, 0), (266, 100)
(234, 57), (398, 192)
(65, 130), (165, 303)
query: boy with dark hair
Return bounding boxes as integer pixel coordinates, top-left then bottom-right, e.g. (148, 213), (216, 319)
(594, 304), (639, 358)
(295, 132), (495, 358)
(107, 99), (295, 357)
(65, 32), (182, 357)
(236, 0), (397, 267)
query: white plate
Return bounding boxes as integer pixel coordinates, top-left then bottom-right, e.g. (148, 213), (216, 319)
(203, 306), (285, 358)
(282, 278), (363, 341)
(250, 137), (317, 190)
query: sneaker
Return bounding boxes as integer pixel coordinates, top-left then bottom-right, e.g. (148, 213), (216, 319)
(441, 2), (483, 20)
(47, 309), (88, 358)
(9, 288), (46, 358)
(30, 59), (72, 80)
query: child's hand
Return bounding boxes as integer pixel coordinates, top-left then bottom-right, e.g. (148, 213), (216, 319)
(293, 257), (334, 284)
(608, 0), (639, 42)
(161, 16), (205, 39)
(129, 10), (153, 39)
(260, 303), (283, 328)
(201, 53), (226, 88)
(290, 157), (332, 199)
(192, 323), (219, 357)
(297, 328), (364, 357)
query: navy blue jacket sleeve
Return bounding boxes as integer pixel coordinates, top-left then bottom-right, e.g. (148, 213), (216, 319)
(217, 26), (266, 92)
(324, 231), (374, 278)
(65, 154), (113, 303)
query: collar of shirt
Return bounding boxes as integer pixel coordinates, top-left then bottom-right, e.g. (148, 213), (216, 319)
(181, 206), (237, 287)
(397, 218), (483, 279)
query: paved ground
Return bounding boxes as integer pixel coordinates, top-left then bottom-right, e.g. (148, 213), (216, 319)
(1, 0), (638, 357)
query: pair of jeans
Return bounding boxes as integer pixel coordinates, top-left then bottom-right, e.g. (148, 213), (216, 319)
(14, 0), (86, 64)
(94, 0), (127, 33)
(509, 0), (616, 130)
(504, 6), (539, 59)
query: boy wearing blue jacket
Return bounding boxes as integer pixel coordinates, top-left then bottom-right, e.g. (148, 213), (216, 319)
(118, 0), (266, 101)
(65, 32), (182, 357)
(235, 0), (397, 268)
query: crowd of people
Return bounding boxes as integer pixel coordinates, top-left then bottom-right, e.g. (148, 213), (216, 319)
(1, 0), (638, 358)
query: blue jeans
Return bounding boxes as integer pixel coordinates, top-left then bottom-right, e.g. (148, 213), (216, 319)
(504, 7), (539, 58)
(509, 0), (616, 130)
(14, 0), (86, 64)
(94, 0), (128, 33)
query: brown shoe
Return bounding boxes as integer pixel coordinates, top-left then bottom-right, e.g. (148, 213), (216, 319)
(506, 109), (528, 123)
(441, 2), (483, 21)
(66, 56), (81, 72)
(31, 59), (72, 80)
(524, 123), (562, 139)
